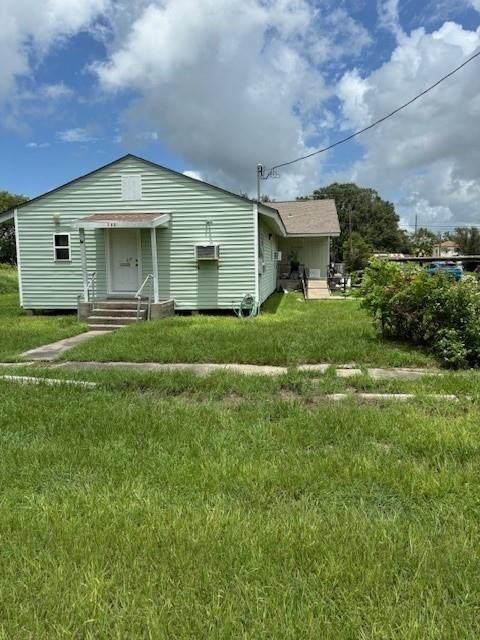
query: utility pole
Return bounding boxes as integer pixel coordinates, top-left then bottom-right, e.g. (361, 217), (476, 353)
(256, 164), (263, 203)
(414, 213), (418, 236)
(349, 205), (353, 254)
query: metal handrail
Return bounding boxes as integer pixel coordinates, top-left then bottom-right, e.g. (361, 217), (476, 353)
(301, 266), (308, 300)
(77, 271), (96, 321)
(86, 271), (96, 303)
(135, 273), (153, 321)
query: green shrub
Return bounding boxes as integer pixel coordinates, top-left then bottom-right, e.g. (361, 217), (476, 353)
(361, 258), (480, 368)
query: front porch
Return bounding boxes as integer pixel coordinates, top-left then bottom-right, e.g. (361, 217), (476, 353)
(73, 212), (174, 326)
(78, 298), (175, 329)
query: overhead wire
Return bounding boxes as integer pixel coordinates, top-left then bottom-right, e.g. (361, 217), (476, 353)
(267, 49), (480, 172)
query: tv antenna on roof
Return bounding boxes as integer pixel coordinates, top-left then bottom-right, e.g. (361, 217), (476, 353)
(256, 163), (279, 202)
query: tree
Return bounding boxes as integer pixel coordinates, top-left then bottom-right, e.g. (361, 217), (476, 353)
(342, 232), (373, 272)
(0, 191), (29, 264)
(305, 183), (408, 261)
(410, 227), (438, 256)
(453, 227), (480, 255)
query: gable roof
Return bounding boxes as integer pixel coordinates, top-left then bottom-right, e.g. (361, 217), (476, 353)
(3, 153), (338, 237)
(3, 153), (261, 217)
(271, 199), (340, 236)
(435, 240), (459, 248)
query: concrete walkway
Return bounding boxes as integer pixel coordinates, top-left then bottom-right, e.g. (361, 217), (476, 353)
(21, 331), (109, 361)
(55, 361), (442, 379)
(328, 393), (458, 402)
(0, 375), (97, 388)
(56, 361), (289, 376)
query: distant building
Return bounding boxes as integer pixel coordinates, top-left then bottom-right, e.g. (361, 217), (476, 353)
(432, 240), (460, 258)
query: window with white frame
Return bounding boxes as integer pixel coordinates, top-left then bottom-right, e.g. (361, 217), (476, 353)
(54, 233), (71, 261)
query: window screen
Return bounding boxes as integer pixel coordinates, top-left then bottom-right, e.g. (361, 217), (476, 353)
(54, 234), (70, 261)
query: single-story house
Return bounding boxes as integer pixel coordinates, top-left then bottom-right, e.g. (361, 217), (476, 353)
(0, 154), (339, 320)
(432, 240), (460, 258)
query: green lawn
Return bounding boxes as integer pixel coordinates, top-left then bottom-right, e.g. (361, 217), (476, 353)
(67, 293), (435, 367)
(0, 373), (479, 638)
(0, 292), (85, 361)
(0, 261), (86, 361)
(0, 264), (18, 294)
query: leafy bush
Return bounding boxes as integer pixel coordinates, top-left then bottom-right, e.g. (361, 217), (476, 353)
(361, 258), (480, 368)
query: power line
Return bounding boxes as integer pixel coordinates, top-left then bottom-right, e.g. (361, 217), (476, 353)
(268, 49), (480, 172)
(404, 223), (480, 228)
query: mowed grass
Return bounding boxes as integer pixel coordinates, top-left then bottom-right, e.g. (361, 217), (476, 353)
(0, 264), (18, 294)
(0, 263), (86, 360)
(0, 376), (479, 638)
(67, 293), (435, 367)
(0, 293), (85, 361)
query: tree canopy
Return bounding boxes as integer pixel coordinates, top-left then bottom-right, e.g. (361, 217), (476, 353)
(304, 183), (409, 262)
(410, 227), (438, 256)
(342, 232), (373, 272)
(0, 191), (29, 264)
(453, 227), (480, 255)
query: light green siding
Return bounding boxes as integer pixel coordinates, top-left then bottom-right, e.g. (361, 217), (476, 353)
(16, 156), (257, 310)
(278, 237), (330, 278)
(258, 218), (279, 304)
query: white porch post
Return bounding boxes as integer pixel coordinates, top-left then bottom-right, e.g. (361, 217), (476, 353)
(79, 227), (89, 301)
(150, 227), (160, 303)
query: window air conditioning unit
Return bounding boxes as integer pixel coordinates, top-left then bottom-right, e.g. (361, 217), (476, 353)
(273, 250), (282, 261)
(195, 244), (219, 261)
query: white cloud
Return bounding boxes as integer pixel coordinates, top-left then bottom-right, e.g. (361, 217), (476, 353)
(92, 0), (371, 198)
(377, 0), (404, 41)
(336, 21), (480, 227)
(0, 0), (109, 110)
(26, 142), (50, 149)
(469, 0), (480, 11)
(183, 170), (204, 181)
(58, 128), (98, 143)
(41, 83), (74, 100)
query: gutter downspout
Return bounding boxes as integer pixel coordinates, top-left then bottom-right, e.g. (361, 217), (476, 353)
(253, 202), (260, 306)
(13, 208), (24, 307)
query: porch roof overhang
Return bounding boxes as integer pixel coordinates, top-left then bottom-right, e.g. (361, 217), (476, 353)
(0, 209), (15, 224)
(73, 212), (171, 230)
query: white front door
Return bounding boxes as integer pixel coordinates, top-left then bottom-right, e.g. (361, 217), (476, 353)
(108, 229), (141, 294)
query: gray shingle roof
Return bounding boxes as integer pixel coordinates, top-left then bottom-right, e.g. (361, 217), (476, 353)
(268, 199), (340, 236)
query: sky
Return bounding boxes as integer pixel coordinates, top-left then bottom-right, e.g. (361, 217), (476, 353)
(1, 0), (479, 232)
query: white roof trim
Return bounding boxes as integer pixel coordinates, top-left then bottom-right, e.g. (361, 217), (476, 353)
(0, 210), (14, 224)
(73, 212), (171, 230)
(258, 205), (286, 236)
(286, 231), (340, 238)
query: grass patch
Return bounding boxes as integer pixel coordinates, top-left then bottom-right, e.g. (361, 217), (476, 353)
(1, 379), (480, 638)
(66, 293), (435, 367)
(0, 264), (18, 293)
(0, 293), (85, 361)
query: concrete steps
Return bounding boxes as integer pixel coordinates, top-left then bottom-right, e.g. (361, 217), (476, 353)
(307, 279), (331, 300)
(87, 300), (147, 331)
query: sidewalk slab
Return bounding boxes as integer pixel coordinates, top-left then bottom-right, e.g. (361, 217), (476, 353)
(21, 331), (109, 361)
(368, 367), (441, 380)
(327, 393), (458, 402)
(297, 364), (330, 373)
(0, 375), (97, 388)
(56, 361), (289, 376)
(336, 368), (363, 378)
(0, 362), (35, 367)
